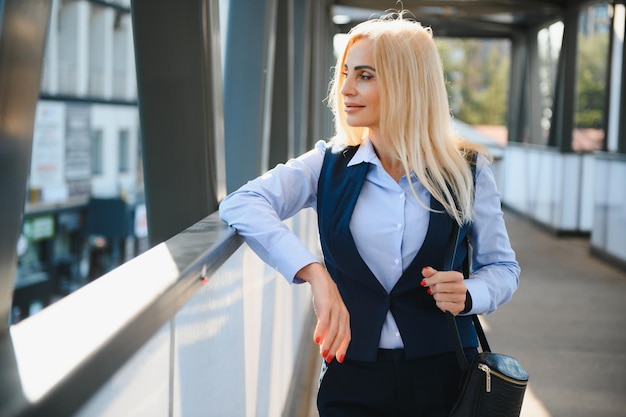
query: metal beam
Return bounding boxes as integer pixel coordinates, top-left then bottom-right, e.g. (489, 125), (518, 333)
(269, 0), (294, 167)
(548, 5), (579, 151)
(0, 0), (51, 332)
(130, 0), (225, 246)
(331, 0), (592, 38)
(223, 0), (278, 192)
(508, 31), (529, 143)
(527, 27), (544, 144)
(293, 0), (313, 157)
(307, 0), (335, 149)
(606, 2), (626, 153)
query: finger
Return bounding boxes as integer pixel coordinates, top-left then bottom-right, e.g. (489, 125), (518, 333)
(431, 270), (463, 284)
(319, 310), (341, 359)
(431, 281), (465, 296)
(313, 319), (325, 346)
(427, 275), (464, 296)
(312, 296), (329, 345)
(436, 300), (464, 315)
(421, 266), (437, 289)
(336, 329), (351, 363)
(326, 308), (350, 362)
(319, 333), (335, 360)
(421, 266), (437, 278)
(432, 289), (466, 303)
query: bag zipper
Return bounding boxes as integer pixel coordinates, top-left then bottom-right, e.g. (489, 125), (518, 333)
(477, 363), (528, 393)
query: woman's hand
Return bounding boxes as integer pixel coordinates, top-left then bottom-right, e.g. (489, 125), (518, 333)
(421, 266), (467, 315)
(297, 263), (351, 363)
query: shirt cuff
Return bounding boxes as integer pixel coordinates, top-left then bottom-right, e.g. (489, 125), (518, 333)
(461, 290), (473, 314)
(462, 278), (490, 315)
(267, 232), (320, 284)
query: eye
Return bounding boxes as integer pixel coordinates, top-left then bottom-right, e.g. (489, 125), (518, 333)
(359, 73), (373, 81)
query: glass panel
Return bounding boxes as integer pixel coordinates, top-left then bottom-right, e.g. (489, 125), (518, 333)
(537, 22), (563, 145)
(58, 0), (78, 95)
(89, 6), (106, 97)
(574, 2), (610, 152)
(91, 129), (103, 175)
(438, 38), (511, 146)
(118, 129), (129, 173)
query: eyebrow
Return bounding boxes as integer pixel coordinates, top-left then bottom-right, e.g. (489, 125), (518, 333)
(343, 64), (376, 72)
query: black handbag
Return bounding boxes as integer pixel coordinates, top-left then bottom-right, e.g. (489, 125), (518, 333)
(447, 313), (529, 417)
(445, 226), (529, 417)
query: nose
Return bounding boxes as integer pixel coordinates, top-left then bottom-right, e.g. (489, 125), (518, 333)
(340, 76), (355, 96)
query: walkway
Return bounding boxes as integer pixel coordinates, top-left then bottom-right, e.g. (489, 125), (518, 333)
(494, 210), (626, 417)
(304, 210), (626, 417)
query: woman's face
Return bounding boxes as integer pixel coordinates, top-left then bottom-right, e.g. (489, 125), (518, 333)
(340, 39), (380, 136)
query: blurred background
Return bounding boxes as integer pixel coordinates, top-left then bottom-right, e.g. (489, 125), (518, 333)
(11, 1), (618, 324)
(1, 1), (625, 416)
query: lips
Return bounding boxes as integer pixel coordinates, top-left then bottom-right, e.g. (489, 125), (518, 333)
(344, 102), (364, 112)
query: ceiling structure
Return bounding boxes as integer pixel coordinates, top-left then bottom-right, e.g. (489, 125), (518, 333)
(331, 0), (599, 37)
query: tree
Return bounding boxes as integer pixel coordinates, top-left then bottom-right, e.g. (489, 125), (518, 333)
(438, 38), (510, 126)
(575, 33), (608, 128)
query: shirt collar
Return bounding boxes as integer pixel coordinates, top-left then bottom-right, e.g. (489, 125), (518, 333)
(347, 138), (380, 167)
(347, 138), (420, 182)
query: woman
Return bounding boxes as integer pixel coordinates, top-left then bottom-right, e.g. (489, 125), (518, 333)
(219, 12), (520, 417)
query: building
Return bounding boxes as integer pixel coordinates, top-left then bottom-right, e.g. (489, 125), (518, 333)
(13, 0), (146, 323)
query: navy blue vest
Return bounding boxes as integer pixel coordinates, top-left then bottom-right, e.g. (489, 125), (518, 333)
(317, 145), (478, 361)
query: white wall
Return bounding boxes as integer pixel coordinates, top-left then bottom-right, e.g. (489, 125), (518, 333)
(90, 104), (140, 198)
(500, 145), (626, 265)
(591, 155), (626, 264)
(501, 144), (594, 233)
(43, 0), (137, 101)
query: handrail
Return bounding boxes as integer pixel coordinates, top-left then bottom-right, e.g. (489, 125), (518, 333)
(0, 211), (242, 417)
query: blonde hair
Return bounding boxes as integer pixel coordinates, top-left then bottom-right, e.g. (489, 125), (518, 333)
(328, 13), (488, 225)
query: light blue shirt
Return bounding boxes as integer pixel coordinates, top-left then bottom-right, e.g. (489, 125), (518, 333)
(219, 139), (520, 349)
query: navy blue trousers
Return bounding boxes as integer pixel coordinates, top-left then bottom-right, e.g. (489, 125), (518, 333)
(317, 348), (477, 417)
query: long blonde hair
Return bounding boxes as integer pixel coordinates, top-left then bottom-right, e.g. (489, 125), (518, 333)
(328, 13), (487, 225)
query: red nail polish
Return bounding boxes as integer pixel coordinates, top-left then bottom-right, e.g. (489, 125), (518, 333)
(322, 350), (328, 357)
(421, 280), (427, 287)
(427, 288), (432, 295)
(315, 337), (321, 344)
(338, 354), (344, 363)
(327, 355), (334, 363)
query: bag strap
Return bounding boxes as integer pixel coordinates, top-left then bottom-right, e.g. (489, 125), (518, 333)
(445, 224), (492, 371)
(444, 154), (492, 371)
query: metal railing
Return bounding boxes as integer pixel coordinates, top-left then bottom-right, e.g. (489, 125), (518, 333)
(1, 209), (321, 417)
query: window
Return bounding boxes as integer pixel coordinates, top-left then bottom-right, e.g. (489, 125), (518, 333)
(91, 129), (103, 175)
(118, 129), (129, 173)
(537, 21), (564, 145)
(573, 2), (610, 152)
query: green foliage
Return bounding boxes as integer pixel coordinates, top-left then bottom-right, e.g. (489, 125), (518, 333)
(438, 38), (510, 126)
(437, 29), (608, 131)
(575, 33), (608, 128)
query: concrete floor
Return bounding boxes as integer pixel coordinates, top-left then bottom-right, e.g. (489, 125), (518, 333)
(304, 210), (626, 417)
(492, 211), (626, 417)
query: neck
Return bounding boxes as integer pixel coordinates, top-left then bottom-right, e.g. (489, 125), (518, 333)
(370, 137), (405, 182)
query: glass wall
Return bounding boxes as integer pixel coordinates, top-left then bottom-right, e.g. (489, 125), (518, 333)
(573, 2), (610, 152)
(438, 38), (511, 146)
(537, 22), (564, 146)
(12, 0), (143, 324)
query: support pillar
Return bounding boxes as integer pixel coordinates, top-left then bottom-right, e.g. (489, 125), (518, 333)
(130, 0), (225, 246)
(0, 0), (51, 332)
